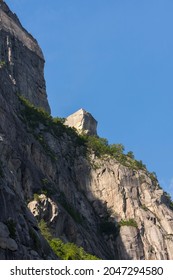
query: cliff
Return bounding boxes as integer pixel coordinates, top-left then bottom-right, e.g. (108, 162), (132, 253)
(0, 1), (50, 113)
(0, 2), (173, 260)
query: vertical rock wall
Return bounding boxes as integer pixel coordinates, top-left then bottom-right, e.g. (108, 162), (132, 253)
(0, 1), (50, 113)
(1, 1), (173, 260)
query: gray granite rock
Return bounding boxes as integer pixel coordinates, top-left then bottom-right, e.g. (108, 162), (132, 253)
(65, 108), (97, 136)
(0, 1), (50, 113)
(0, 1), (173, 260)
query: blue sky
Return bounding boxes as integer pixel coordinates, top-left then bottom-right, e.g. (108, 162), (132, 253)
(6, 0), (173, 198)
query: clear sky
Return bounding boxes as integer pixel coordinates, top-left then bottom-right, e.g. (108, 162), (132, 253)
(5, 0), (173, 198)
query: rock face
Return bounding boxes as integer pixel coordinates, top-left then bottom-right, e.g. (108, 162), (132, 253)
(0, 222), (18, 252)
(0, 2), (173, 260)
(0, 1), (50, 113)
(65, 108), (97, 136)
(84, 159), (173, 259)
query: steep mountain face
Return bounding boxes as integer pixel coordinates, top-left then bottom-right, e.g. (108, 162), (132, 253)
(0, 2), (173, 260)
(0, 1), (50, 113)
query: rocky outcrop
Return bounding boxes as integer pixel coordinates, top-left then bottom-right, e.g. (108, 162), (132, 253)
(65, 108), (97, 136)
(26, 154), (173, 260)
(78, 157), (173, 259)
(0, 1), (50, 113)
(0, 1), (173, 260)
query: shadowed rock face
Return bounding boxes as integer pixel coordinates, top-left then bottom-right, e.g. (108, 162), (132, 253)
(0, 1), (50, 113)
(65, 109), (98, 136)
(0, 2), (173, 260)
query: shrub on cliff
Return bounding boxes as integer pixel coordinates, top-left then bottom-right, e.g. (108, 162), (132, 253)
(119, 218), (138, 228)
(38, 219), (100, 260)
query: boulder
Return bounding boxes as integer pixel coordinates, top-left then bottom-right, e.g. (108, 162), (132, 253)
(65, 108), (97, 136)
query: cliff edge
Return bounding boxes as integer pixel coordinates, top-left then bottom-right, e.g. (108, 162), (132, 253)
(0, 1), (50, 113)
(0, 2), (173, 260)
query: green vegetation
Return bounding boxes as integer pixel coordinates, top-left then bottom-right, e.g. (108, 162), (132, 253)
(38, 219), (52, 241)
(119, 218), (138, 228)
(35, 133), (57, 161)
(81, 135), (147, 171)
(164, 191), (172, 200)
(38, 219), (100, 260)
(18, 95), (149, 172)
(18, 95), (57, 160)
(170, 201), (173, 211)
(5, 219), (16, 239)
(163, 191), (173, 211)
(32, 190), (55, 203)
(0, 60), (5, 68)
(33, 193), (41, 202)
(149, 172), (158, 185)
(18, 95), (86, 160)
(53, 117), (66, 124)
(50, 239), (99, 260)
(126, 151), (135, 159)
(81, 136), (125, 158)
(18, 95), (79, 138)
